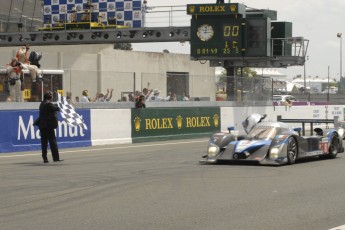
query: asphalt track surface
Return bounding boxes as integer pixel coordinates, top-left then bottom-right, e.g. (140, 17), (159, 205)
(1, 139), (345, 230)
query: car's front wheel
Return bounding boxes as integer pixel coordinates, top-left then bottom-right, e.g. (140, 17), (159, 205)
(287, 137), (298, 164)
(328, 134), (340, 159)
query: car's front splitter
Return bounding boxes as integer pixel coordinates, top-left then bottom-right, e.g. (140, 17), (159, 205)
(200, 156), (287, 166)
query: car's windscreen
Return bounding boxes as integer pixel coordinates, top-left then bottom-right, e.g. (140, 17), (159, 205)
(247, 126), (277, 140)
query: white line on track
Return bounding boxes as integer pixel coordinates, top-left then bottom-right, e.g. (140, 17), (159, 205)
(0, 139), (207, 158)
(329, 225), (345, 230)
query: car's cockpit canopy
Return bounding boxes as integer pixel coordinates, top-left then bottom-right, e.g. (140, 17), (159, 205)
(247, 122), (294, 140)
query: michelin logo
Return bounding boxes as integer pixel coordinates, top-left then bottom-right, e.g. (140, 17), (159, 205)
(18, 115), (86, 140)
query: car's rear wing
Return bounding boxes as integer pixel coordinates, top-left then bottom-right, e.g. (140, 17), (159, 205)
(277, 115), (340, 136)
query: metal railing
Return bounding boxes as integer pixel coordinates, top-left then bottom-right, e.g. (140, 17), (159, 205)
(0, 5), (190, 33)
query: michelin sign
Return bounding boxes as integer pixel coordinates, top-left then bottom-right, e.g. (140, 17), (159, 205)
(0, 110), (91, 153)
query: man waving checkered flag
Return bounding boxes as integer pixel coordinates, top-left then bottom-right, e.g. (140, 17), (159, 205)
(57, 93), (87, 130)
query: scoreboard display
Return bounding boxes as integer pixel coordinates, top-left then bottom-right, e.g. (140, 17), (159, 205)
(191, 17), (243, 58)
(188, 3), (270, 60)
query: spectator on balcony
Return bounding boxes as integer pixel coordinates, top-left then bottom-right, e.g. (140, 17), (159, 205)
(135, 95), (146, 108)
(95, 89), (113, 102)
(6, 57), (23, 102)
(147, 89), (164, 101)
(80, 90), (90, 102)
(182, 92), (190, 101)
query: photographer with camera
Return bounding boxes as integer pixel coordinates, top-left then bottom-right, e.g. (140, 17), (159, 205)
(6, 57), (24, 102)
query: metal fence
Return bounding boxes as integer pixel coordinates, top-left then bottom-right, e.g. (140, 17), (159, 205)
(2, 67), (345, 104)
(216, 76), (272, 102)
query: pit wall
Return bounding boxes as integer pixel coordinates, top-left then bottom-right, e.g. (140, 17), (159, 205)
(0, 105), (343, 153)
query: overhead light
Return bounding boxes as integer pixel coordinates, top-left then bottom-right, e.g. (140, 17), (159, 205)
(79, 34), (84, 40)
(142, 32), (148, 38)
(8, 36), (12, 42)
(104, 33), (109, 39)
(337, 33), (342, 38)
(68, 33), (76, 38)
(116, 32), (122, 39)
(30, 34), (36, 41)
(19, 36), (24, 42)
(129, 31), (135, 38)
(91, 32), (101, 39)
(43, 33), (52, 40)
(148, 30), (153, 36)
(156, 32), (161, 37)
(169, 31), (174, 37)
(54, 35), (59, 40)
(183, 31), (188, 37)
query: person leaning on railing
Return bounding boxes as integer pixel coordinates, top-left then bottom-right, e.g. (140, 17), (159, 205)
(6, 57), (24, 102)
(135, 95), (146, 108)
(80, 90), (90, 102)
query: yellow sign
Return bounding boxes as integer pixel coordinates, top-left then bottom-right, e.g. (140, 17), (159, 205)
(57, 90), (64, 96)
(187, 3), (244, 15)
(134, 114), (220, 132)
(145, 118), (174, 130)
(131, 108), (221, 142)
(23, 89), (31, 99)
(199, 5), (226, 13)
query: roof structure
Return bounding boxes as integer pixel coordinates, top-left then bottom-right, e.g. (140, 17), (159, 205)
(292, 78), (336, 83)
(252, 68), (286, 78)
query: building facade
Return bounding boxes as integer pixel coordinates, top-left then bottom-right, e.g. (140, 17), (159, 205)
(0, 44), (216, 102)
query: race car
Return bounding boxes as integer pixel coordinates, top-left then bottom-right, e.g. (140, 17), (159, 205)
(200, 114), (345, 165)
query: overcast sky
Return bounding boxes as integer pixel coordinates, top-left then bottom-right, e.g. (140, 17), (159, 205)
(132, 0), (345, 80)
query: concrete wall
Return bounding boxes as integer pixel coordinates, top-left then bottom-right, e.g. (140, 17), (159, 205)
(221, 105), (344, 135)
(0, 103), (344, 153)
(91, 109), (132, 146)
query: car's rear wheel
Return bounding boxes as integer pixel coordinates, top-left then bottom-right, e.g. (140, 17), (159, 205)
(287, 137), (298, 164)
(328, 134), (340, 159)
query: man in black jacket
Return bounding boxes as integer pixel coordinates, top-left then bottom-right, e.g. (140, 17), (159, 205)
(38, 91), (63, 163)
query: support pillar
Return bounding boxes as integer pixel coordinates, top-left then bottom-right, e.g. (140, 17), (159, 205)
(225, 67), (235, 101)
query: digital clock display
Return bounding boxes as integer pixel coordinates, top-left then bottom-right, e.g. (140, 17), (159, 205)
(191, 18), (243, 59)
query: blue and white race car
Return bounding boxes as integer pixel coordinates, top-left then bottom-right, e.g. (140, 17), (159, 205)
(200, 114), (345, 165)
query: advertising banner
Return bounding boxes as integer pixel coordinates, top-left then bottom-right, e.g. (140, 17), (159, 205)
(0, 109), (91, 153)
(131, 107), (221, 142)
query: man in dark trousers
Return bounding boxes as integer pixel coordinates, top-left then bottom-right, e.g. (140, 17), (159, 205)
(38, 91), (63, 163)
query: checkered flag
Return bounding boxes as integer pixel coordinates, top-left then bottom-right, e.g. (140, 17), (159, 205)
(57, 93), (88, 130)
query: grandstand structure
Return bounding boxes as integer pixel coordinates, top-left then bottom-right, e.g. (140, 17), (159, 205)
(0, 1), (308, 69)
(0, 1), (191, 46)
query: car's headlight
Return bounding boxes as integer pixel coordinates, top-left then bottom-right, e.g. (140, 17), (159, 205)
(270, 147), (280, 159)
(207, 146), (219, 157)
